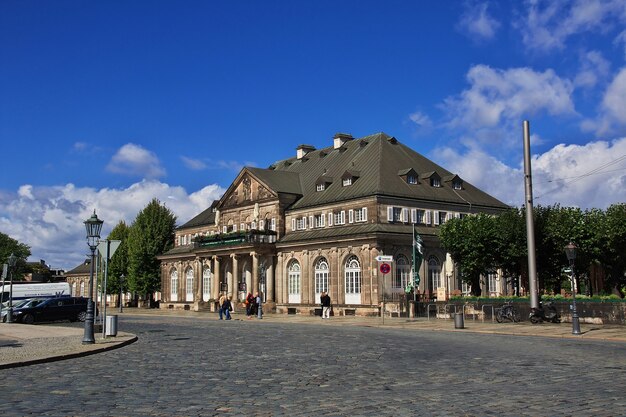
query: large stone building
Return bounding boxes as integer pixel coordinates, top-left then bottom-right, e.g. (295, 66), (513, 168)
(158, 132), (509, 315)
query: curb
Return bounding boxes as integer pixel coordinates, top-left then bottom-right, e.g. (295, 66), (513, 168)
(0, 334), (138, 370)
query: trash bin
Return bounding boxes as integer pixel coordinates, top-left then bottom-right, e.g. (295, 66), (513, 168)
(105, 315), (118, 337)
(454, 312), (464, 329)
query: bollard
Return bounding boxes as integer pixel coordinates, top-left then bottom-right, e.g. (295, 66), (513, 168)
(454, 312), (464, 329)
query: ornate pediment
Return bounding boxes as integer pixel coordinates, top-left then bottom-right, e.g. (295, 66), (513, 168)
(220, 170), (278, 209)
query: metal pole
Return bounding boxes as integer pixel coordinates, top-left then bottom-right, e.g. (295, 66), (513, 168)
(0, 264), (7, 319)
(6, 254), (16, 323)
(119, 274), (124, 313)
(570, 259), (581, 335)
(102, 240), (110, 338)
(523, 120), (540, 310)
(83, 247), (96, 344)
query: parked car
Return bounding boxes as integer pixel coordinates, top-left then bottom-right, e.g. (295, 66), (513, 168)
(4, 297), (89, 324)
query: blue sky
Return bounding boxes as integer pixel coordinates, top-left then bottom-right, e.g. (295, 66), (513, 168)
(1, 0), (625, 269)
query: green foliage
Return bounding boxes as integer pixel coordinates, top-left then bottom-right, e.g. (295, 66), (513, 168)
(0, 231), (31, 278)
(126, 199), (177, 298)
(599, 204), (626, 294)
(105, 221), (130, 295)
(439, 213), (497, 296)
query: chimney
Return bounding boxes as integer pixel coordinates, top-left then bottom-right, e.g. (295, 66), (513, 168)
(296, 144), (316, 159)
(333, 133), (354, 149)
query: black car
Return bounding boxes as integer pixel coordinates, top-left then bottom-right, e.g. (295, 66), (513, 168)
(8, 297), (89, 324)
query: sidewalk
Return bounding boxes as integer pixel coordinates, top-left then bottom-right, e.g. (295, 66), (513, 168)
(1, 309), (624, 369)
(0, 323), (136, 369)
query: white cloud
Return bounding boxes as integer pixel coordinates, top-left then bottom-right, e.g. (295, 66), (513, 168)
(574, 50), (610, 89)
(181, 156), (208, 170)
(442, 65), (575, 138)
(408, 111), (433, 128)
(433, 137), (626, 210)
(584, 67), (626, 135)
(106, 143), (166, 179)
(615, 30), (626, 59)
(519, 0), (626, 52)
(0, 181), (224, 270)
(457, 1), (501, 42)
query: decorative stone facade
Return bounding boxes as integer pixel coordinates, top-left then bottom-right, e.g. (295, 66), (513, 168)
(158, 133), (510, 315)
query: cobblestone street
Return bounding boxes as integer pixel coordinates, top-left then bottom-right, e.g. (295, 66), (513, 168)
(2, 314), (625, 416)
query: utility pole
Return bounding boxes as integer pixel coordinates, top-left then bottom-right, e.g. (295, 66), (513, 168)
(523, 120), (539, 310)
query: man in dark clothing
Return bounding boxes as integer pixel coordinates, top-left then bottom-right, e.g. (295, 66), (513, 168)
(320, 291), (331, 319)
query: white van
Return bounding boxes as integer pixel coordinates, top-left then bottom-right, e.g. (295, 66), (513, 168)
(0, 282), (71, 304)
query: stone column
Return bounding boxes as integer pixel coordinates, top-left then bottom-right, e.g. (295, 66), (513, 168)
(213, 256), (221, 299)
(276, 253), (284, 304)
(267, 256), (275, 302)
(230, 254), (238, 298)
(251, 252), (258, 293)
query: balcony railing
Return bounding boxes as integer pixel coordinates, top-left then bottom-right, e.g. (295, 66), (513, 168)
(193, 229), (277, 248)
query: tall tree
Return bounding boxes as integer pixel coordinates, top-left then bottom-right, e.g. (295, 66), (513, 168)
(439, 213), (497, 296)
(105, 221), (130, 299)
(492, 208), (527, 295)
(127, 199), (177, 305)
(0, 231), (31, 278)
(600, 203), (626, 296)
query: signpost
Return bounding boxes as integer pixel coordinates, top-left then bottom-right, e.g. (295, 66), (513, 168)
(97, 240), (121, 338)
(377, 256), (393, 324)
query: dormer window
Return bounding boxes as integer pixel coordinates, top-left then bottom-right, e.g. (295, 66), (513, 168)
(398, 168), (419, 185)
(408, 175), (418, 184)
(315, 175), (333, 191)
(453, 181), (461, 190)
(341, 170), (359, 187)
(444, 174), (463, 190)
(317, 183), (326, 192)
(431, 178), (441, 187)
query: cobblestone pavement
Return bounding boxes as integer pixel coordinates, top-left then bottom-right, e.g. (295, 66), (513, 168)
(1, 314), (625, 416)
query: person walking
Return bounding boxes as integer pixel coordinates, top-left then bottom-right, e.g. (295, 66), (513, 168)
(222, 295), (233, 320)
(255, 292), (263, 319)
(218, 293), (227, 320)
(245, 292), (254, 319)
(321, 291), (331, 319)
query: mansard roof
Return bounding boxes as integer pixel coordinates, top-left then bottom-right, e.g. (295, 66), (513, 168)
(269, 132), (508, 210)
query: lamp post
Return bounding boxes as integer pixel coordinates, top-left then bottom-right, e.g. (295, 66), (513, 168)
(564, 242), (581, 335)
(83, 210), (103, 344)
(6, 253), (17, 323)
(119, 274), (125, 313)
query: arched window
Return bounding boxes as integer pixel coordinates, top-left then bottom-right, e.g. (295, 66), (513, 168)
(202, 266), (211, 302)
(186, 268), (194, 302)
(288, 260), (301, 304)
(428, 256), (441, 291)
(80, 282), (85, 297)
(170, 269), (178, 301)
(394, 255), (410, 289)
(487, 270), (498, 295)
(314, 257), (329, 303)
(72, 282), (77, 296)
(344, 255), (361, 304)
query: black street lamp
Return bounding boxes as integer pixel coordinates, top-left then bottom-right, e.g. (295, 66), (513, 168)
(83, 210), (103, 344)
(564, 242), (581, 335)
(6, 253), (17, 323)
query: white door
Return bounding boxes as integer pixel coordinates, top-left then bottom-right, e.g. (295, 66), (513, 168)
(344, 256), (361, 305)
(288, 261), (301, 304)
(186, 268), (194, 302)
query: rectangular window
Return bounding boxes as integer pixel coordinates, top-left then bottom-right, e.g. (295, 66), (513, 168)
(393, 207), (402, 222)
(251, 221), (257, 229)
(431, 178), (441, 187)
(296, 217), (305, 230)
(354, 207), (367, 222)
(316, 183), (325, 191)
(453, 181), (462, 190)
(233, 224), (237, 232)
(411, 209), (417, 224)
(314, 214), (324, 228)
(271, 218), (276, 231)
(425, 210), (432, 225)
(439, 211), (447, 225)
(309, 215), (314, 229)
(407, 175), (417, 184)
(334, 211), (345, 225)
(402, 208), (409, 223)
(433, 211), (440, 225)
(222, 226), (227, 234)
(348, 209), (354, 223)
(240, 223), (245, 231)
(292, 218), (296, 231)
(328, 212), (333, 226)
(342, 178), (352, 186)
(259, 220), (265, 230)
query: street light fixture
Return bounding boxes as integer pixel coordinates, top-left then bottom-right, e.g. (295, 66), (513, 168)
(6, 253), (17, 323)
(564, 242), (581, 335)
(83, 210), (103, 344)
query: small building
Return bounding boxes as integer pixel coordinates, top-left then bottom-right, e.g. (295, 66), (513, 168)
(158, 132), (509, 315)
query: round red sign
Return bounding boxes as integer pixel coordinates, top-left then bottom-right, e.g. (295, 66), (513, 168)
(380, 263), (391, 274)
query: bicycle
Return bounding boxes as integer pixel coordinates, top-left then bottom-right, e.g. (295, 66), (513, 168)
(496, 301), (520, 323)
